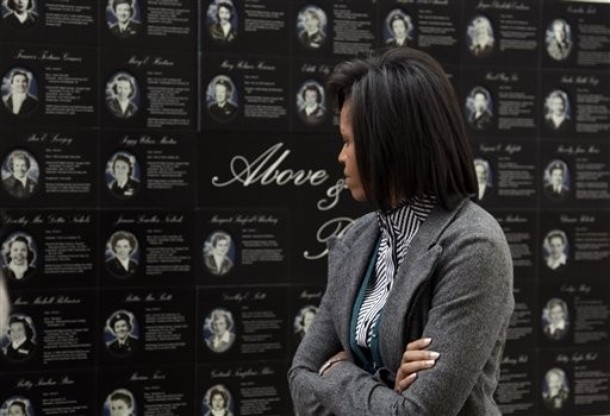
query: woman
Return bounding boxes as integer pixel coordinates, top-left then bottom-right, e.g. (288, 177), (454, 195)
(106, 311), (139, 357)
(106, 231), (138, 277)
(2, 235), (36, 281)
(108, 153), (140, 198)
(386, 12), (412, 47)
(544, 90), (570, 131)
(288, 47), (514, 415)
(205, 309), (235, 353)
(106, 74), (138, 119)
(542, 298), (569, 340)
(107, 389), (136, 416)
(4, 315), (36, 361)
(208, 2), (237, 43)
(3, 69), (38, 115)
(204, 232), (233, 276)
(204, 386), (233, 416)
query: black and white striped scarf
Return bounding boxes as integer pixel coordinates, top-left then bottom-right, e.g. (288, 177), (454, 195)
(355, 196), (435, 348)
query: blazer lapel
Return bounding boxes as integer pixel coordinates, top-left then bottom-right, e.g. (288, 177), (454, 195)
(379, 198), (468, 370)
(327, 215), (379, 351)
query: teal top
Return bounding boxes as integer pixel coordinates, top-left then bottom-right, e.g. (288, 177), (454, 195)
(348, 237), (384, 374)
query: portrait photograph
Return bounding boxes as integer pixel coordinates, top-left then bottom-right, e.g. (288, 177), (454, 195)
(541, 298), (570, 341)
(203, 231), (235, 276)
(293, 305), (318, 341)
(383, 9), (414, 47)
(104, 310), (140, 357)
(1, 313), (37, 362)
(106, 0), (142, 38)
(105, 151), (141, 199)
(206, 75), (238, 122)
(1, 67), (39, 116)
(105, 72), (139, 119)
(296, 81), (326, 125)
(1, 0), (38, 31)
(543, 159), (570, 201)
(473, 158), (493, 202)
(203, 308), (236, 353)
(102, 388), (137, 416)
(206, 0), (238, 44)
(105, 230), (139, 278)
(1, 232), (37, 281)
(544, 89), (571, 131)
(546, 19), (573, 61)
(542, 229), (569, 272)
(0, 397), (35, 416)
(1, 149), (39, 198)
(202, 384), (234, 416)
(465, 86), (493, 130)
(466, 15), (495, 57)
(297, 5), (327, 49)
(542, 367), (570, 410)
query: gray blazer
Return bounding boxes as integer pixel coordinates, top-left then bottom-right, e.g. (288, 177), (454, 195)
(288, 198), (514, 415)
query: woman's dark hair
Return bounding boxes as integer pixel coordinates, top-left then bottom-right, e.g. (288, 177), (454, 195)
(208, 387), (229, 408)
(110, 231), (137, 254)
(110, 390), (133, 407)
(8, 315), (33, 339)
(327, 47), (477, 210)
(5, 235), (34, 264)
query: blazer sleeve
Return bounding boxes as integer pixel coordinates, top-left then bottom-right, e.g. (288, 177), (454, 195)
(292, 226), (514, 415)
(288, 279), (343, 416)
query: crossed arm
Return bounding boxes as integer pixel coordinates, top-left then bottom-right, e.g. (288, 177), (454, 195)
(288, 233), (514, 416)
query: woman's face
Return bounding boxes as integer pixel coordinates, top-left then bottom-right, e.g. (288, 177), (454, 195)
(11, 74), (28, 94)
(213, 238), (230, 256)
(212, 316), (228, 335)
(114, 238), (133, 260)
(113, 319), (130, 340)
(550, 168), (564, 188)
(9, 241), (28, 266)
(110, 398), (131, 416)
(215, 84), (228, 105)
(338, 101), (365, 202)
(113, 159), (130, 181)
(115, 80), (132, 100)
(11, 157), (28, 179)
(391, 19), (406, 38)
(304, 12), (319, 33)
(304, 89), (318, 107)
(552, 22), (566, 42)
(218, 6), (231, 23)
(211, 393), (226, 410)
(473, 92), (488, 113)
(9, 322), (26, 343)
(548, 236), (565, 259)
(12, 0), (28, 13)
(549, 96), (565, 116)
(8, 404), (25, 416)
(549, 305), (565, 325)
(115, 4), (132, 24)
(547, 372), (562, 396)
(473, 21), (490, 44)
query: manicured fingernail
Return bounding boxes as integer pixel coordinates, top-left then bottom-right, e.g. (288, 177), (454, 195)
(429, 352), (440, 359)
(408, 372), (417, 379)
(426, 360), (436, 366)
(423, 338), (432, 344)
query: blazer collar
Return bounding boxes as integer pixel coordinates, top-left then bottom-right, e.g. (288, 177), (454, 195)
(328, 196), (470, 368)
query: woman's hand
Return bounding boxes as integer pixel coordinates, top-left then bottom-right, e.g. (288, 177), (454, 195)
(394, 338), (439, 393)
